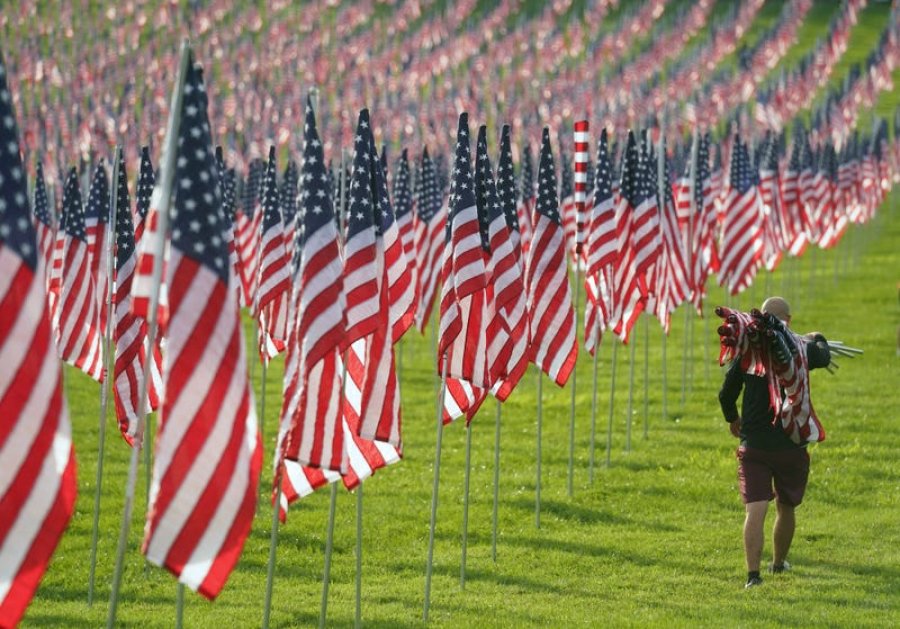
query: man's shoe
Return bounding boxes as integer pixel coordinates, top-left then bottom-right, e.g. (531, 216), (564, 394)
(769, 561), (792, 574)
(745, 576), (763, 589)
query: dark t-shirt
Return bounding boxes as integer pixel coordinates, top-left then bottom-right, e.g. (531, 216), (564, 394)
(719, 338), (830, 450)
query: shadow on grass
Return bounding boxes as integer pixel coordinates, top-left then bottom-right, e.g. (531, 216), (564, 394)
(508, 497), (679, 531)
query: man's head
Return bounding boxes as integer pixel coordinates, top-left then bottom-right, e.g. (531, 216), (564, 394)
(761, 296), (791, 326)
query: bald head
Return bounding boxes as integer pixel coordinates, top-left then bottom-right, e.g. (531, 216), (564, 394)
(761, 296), (791, 324)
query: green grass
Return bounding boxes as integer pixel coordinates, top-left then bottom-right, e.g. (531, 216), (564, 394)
(20, 5), (900, 629)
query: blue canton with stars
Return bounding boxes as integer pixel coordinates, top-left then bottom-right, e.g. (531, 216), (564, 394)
(260, 146), (282, 236)
(169, 58), (228, 283)
(414, 148), (441, 224)
(593, 128), (613, 210)
(536, 128), (560, 225)
(61, 168), (87, 241)
(520, 143), (535, 204)
(346, 108), (377, 241)
(371, 141), (395, 236)
(496, 125), (520, 234)
(280, 160), (298, 228)
(85, 160), (110, 227)
(618, 131), (643, 211)
(474, 125), (498, 252)
(730, 135), (754, 196)
(114, 149), (137, 269)
(392, 149), (412, 223)
(450, 112), (477, 223)
(296, 94), (335, 270)
(0, 51), (37, 269)
(33, 161), (54, 229)
(136, 146), (155, 221)
(559, 149), (573, 202)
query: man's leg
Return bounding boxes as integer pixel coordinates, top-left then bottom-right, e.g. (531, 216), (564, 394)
(743, 501), (768, 572)
(773, 501), (795, 567)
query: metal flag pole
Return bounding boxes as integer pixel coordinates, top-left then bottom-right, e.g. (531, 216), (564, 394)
(107, 40), (191, 629)
(175, 583), (185, 629)
(661, 327), (668, 421)
(567, 263), (581, 496)
(259, 358), (267, 458)
(261, 472), (282, 629)
(460, 423), (473, 588)
(423, 356), (449, 622)
(588, 319), (601, 483)
(355, 483), (363, 629)
(642, 313), (649, 439)
(491, 399), (501, 561)
(535, 369), (543, 528)
(88, 146), (120, 605)
(625, 331), (636, 451)
(319, 483), (339, 629)
(606, 322), (618, 467)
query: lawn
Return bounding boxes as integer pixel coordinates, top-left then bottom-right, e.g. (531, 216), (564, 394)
(19, 2), (900, 627)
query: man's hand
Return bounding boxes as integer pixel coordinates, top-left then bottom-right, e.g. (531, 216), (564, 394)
(729, 419), (741, 439)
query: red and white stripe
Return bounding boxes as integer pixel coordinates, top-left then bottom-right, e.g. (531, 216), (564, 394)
(573, 120), (590, 254)
(142, 249), (262, 599)
(413, 201), (446, 332)
(718, 186), (764, 296)
(131, 190), (171, 331)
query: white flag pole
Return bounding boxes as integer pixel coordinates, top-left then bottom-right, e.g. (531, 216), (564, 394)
(491, 399), (502, 560)
(423, 355), (449, 622)
(88, 146), (120, 605)
(107, 40), (191, 629)
(588, 318), (601, 483)
(460, 422), (473, 588)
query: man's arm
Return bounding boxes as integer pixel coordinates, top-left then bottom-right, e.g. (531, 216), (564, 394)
(719, 359), (743, 423)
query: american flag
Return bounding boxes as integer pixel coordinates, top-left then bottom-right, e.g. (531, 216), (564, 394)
(573, 120), (590, 255)
(131, 152), (171, 331)
(559, 149), (578, 263)
(278, 97), (345, 473)
(718, 136), (764, 296)
(0, 52), (76, 628)
(689, 134), (720, 315)
(516, 144), (536, 257)
(412, 149), (446, 333)
(392, 148), (418, 326)
(525, 128), (577, 386)
(112, 151), (159, 444)
(279, 160), (298, 262)
(32, 161), (55, 285)
(234, 158), (263, 308)
(781, 138), (809, 257)
(216, 150), (242, 305)
(85, 162), (112, 338)
(758, 136), (789, 269)
(486, 124), (530, 400)
(253, 146), (292, 363)
(133, 146), (155, 247)
(142, 57), (262, 599)
(584, 129), (615, 354)
(52, 168), (104, 381)
(610, 131), (648, 343)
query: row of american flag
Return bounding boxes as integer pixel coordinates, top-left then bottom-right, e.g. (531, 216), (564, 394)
(3, 35), (900, 626)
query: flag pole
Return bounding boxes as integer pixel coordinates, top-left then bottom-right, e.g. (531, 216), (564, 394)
(319, 482), (339, 629)
(588, 319), (601, 483)
(625, 330), (636, 451)
(175, 583), (185, 629)
(423, 355), (449, 622)
(567, 262), (581, 496)
(491, 399), (501, 561)
(355, 483), (363, 629)
(681, 128), (699, 407)
(107, 40), (191, 629)
(642, 313), (649, 439)
(261, 472), (282, 629)
(606, 334), (618, 467)
(535, 368), (543, 528)
(460, 423), (473, 588)
(661, 327), (668, 420)
(88, 145), (120, 605)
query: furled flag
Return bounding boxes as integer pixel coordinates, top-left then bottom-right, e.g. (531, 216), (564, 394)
(253, 146), (292, 362)
(84, 161), (112, 336)
(278, 97), (346, 473)
(584, 128), (615, 355)
(134, 146), (155, 246)
(525, 128), (577, 385)
(392, 148), (418, 321)
(112, 151), (159, 444)
(516, 143), (536, 256)
(279, 160), (298, 261)
(573, 120), (590, 257)
(781, 136), (808, 257)
(486, 124), (530, 400)
(142, 56), (262, 599)
(758, 135), (789, 270)
(234, 158), (263, 307)
(0, 50), (77, 629)
(52, 168), (104, 380)
(131, 147), (171, 330)
(437, 113), (490, 422)
(690, 134), (720, 315)
(718, 136), (764, 296)
(32, 162), (55, 284)
(412, 149), (446, 333)
(610, 131), (648, 343)
(559, 148), (578, 263)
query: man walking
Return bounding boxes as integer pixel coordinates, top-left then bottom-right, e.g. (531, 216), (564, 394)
(718, 297), (831, 589)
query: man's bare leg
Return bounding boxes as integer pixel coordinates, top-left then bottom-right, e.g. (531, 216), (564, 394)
(773, 501), (796, 567)
(744, 501), (769, 572)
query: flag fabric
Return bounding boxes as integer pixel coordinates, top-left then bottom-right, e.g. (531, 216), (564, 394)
(437, 113), (490, 423)
(690, 134), (721, 314)
(131, 150), (171, 331)
(525, 128), (577, 386)
(573, 120), (590, 256)
(781, 137), (810, 257)
(393, 148), (418, 322)
(718, 136), (765, 295)
(516, 145), (536, 257)
(112, 151), (159, 444)
(133, 146), (155, 247)
(278, 97), (346, 473)
(234, 159), (263, 308)
(0, 51), (77, 629)
(279, 160), (298, 261)
(610, 131), (648, 343)
(84, 162), (112, 337)
(253, 146), (292, 363)
(142, 56), (262, 600)
(32, 162), (55, 286)
(488, 124), (530, 400)
(758, 136), (789, 270)
(413, 149), (446, 332)
(584, 129), (615, 354)
(52, 168), (104, 381)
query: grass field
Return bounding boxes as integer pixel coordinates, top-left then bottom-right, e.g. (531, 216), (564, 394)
(21, 2), (900, 628)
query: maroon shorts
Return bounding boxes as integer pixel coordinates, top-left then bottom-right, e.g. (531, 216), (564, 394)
(736, 446), (810, 506)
